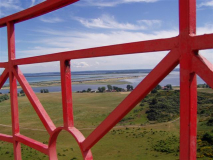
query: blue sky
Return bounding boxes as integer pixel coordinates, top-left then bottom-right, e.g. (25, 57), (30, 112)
(0, 0), (212, 73)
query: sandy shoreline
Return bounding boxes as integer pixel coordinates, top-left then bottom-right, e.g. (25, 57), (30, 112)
(1, 75), (142, 89)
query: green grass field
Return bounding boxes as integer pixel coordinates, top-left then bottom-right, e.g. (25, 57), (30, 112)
(0, 89), (212, 159)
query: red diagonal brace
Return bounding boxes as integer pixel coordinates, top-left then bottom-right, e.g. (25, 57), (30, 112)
(0, 69), (9, 89)
(13, 67), (56, 135)
(82, 49), (180, 151)
(0, 0), (212, 159)
(192, 54), (213, 88)
(15, 135), (48, 155)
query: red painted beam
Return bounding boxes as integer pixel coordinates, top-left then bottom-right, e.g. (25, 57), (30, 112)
(7, 21), (22, 160)
(13, 37), (178, 65)
(0, 69), (9, 89)
(0, 0), (212, 159)
(0, 0), (79, 28)
(191, 34), (213, 50)
(60, 60), (74, 128)
(9, 70), (22, 160)
(13, 67), (56, 135)
(192, 54), (213, 88)
(49, 127), (93, 159)
(82, 49), (180, 151)
(0, 133), (13, 143)
(179, 0), (196, 35)
(179, 52), (198, 160)
(7, 22), (16, 61)
(0, 62), (8, 68)
(15, 135), (48, 155)
(179, 0), (197, 159)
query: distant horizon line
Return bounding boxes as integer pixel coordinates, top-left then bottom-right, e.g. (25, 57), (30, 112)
(22, 68), (180, 74)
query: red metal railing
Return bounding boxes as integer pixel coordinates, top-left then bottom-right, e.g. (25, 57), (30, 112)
(0, 0), (212, 159)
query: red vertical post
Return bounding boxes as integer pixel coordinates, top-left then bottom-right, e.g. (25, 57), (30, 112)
(179, 0), (197, 159)
(7, 22), (22, 160)
(60, 60), (74, 128)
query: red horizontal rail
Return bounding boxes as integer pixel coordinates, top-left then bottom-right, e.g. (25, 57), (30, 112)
(0, 133), (13, 143)
(0, 62), (8, 68)
(0, 0), (78, 28)
(13, 37), (177, 65)
(15, 135), (48, 155)
(191, 33), (213, 50)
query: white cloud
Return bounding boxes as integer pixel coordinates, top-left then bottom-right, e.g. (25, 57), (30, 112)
(14, 23), (213, 72)
(73, 15), (161, 30)
(0, 0), (24, 18)
(0, 0), (22, 17)
(95, 61), (100, 65)
(27, 28), (177, 52)
(0, 69), (4, 74)
(197, 23), (213, 35)
(16, 27), (178, 72)
(0, 12), (5, 17)
(0, 0), (22, 10)
(40, 17), (64, 23)
(0, 0), (46, 17)
(72, 62), (91, 68)
(137, 20), (161, 27)
(198, 0), (213, 8)
(30, 0), (36, 7)
(124, 0), (157, 2)
(78, 0), (158, 7)
(19, 61), (60, 73)
(30, 0), (45, 7)
(199, 49), (213, 64)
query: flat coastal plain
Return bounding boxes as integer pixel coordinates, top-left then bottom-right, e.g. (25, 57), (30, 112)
(0, 89), (212, 160)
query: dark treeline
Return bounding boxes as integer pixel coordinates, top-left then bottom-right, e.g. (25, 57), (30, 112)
(124, 85), (213, 158)
(0, 94), (9, 103)
(77, 84), (134, 93)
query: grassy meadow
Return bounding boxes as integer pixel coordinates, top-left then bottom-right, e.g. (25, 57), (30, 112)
(0, 89), (213, 159)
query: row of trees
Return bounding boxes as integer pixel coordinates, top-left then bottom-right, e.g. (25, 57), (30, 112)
(98, 87), (106, 93)
(151, 84), (173, 93)
(126, 85), (134, 91)
(18, 90), (25, 97)
(77, 88), (92, 93)
(77, 85), (135, 93)
(0, 94), (9, 102)
(197, 83), (211, 88)
(107, 84), (134, 92)
(99, 86), (123, 93)
(40, 89), (49, 93)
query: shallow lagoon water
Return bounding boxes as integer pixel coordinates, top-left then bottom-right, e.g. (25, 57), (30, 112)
(0, 70), (205, 94)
